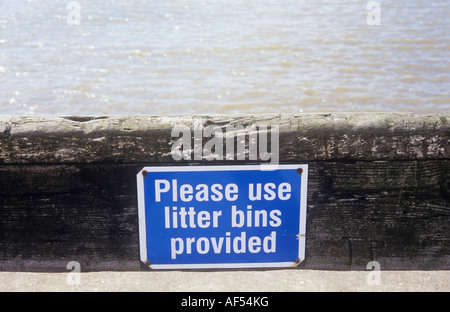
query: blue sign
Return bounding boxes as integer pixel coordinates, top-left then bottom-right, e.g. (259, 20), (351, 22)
(137, 165), (308, 269)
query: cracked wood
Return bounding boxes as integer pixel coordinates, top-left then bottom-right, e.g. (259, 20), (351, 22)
(0, 113), (448, 271)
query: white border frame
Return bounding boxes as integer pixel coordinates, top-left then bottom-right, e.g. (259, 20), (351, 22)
(137, 164), (308, 269)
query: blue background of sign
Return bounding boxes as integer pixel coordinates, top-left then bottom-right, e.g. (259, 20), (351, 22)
(143, 167), (302, 265)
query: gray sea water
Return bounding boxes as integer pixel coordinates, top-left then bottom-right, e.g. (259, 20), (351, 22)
(0, 0), (449, 115)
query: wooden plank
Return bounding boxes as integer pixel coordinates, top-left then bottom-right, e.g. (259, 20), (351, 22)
(0, 114), (449, 271)
(0, 160), (448, 271)
(0, 164), (141, 271)
(0, 113), (448, 164)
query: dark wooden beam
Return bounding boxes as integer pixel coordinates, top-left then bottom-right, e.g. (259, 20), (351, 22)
(0, 113), (448, 271)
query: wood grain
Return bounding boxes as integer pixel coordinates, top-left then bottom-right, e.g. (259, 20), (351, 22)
(0, 113), (448, 271)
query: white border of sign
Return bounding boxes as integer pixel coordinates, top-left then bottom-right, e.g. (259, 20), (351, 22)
(137, 164), (308, 269)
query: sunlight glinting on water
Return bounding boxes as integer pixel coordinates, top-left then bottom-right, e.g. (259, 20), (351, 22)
(0, 0), (448, 115)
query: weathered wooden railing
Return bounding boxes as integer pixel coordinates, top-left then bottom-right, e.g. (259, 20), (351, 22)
(0, 113), (448, 271)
